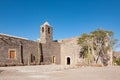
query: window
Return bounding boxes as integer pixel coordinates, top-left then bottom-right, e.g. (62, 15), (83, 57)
(9, 50), (16, 59)
(48, 28), (50, 34)
(42, 27), (44, 32)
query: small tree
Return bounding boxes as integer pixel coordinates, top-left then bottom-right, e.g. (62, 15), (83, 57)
(78, 33), (94, 65)
(91, 29), (114, 66)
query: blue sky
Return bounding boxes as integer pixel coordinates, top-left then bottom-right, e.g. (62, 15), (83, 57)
(0, 0), (120, 50)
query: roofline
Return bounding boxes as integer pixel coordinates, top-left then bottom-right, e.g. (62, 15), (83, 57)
(0, 33), (28, 40)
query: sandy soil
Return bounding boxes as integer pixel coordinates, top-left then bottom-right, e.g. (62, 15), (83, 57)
(0, 65), (120, 80)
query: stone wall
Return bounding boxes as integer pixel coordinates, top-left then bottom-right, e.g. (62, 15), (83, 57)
(59, 37), (81, 65)
(0, 34), (38, 66)
(0, 33), (61, 66)
(41, 42), (61, 65)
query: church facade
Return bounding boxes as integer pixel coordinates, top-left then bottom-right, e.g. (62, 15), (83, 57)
(0, 22), (112, 67)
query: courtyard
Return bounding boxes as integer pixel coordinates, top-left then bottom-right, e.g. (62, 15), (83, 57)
(0, 65), (120, 80)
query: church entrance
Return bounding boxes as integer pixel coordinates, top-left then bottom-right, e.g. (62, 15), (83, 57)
(67, 57), (71, 65)
(52, 56), (56, 64)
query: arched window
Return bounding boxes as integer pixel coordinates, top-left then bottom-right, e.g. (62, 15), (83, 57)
(48, 28), (50, 34)
(42, 27), (44, 32)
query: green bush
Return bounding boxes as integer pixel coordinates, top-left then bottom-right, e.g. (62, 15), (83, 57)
(115, 58), (120, 65)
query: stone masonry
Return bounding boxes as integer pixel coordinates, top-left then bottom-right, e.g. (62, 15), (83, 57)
(0, 22), (61, 66)
(0, 22), (112, 66)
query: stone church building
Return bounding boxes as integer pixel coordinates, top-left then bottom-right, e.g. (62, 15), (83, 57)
(0, 22), (112, 66)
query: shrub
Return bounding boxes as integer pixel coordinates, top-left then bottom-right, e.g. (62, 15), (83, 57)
(116, 58), (120, 65)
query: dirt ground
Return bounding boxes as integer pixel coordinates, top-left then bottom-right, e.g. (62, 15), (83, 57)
(0, 65), (120, 80)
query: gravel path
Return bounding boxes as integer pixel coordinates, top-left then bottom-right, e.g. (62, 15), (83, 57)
(0, 65), (120, 80)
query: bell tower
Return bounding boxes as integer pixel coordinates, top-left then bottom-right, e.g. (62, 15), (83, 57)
(40, 22), (53, 43)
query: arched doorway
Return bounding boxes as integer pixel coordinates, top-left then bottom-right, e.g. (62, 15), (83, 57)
(67, 57), (71, 65)
(52, 56), (56, 64)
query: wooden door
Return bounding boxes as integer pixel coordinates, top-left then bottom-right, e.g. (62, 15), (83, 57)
(10, 50), (15, 59)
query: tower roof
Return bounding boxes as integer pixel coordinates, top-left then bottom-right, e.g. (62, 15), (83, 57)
(43, 21), (50, 26)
